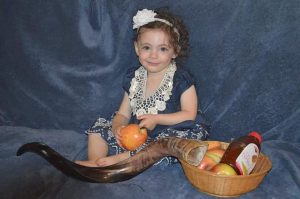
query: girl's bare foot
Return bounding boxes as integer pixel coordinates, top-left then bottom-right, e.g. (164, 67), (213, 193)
(96, 152), (130, 167)
(75, 160), (98, 167)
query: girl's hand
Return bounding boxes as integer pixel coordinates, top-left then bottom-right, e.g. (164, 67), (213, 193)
(137, 114), (158, 130)
(114, 126), (125, 148)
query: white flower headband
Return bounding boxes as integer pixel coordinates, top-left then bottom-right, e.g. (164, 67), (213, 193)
(133, 9), (180, 37)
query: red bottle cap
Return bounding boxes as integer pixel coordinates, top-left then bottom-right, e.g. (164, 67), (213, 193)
(248, 131), (262, 143)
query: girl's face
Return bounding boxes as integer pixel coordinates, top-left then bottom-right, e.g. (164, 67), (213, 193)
(134, 28), (177, 75)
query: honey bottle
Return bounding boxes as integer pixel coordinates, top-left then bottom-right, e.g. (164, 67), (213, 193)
(220, 131), (262, 175)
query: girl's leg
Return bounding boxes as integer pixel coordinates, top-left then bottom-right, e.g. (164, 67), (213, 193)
(95, 151), (130, 167)
(75, 134), (108, 167)
(87, 133), (108, 160)
(94, 137), (155, 167)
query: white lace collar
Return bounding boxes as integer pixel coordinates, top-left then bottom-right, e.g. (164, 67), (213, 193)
(129, 63), (177, 116)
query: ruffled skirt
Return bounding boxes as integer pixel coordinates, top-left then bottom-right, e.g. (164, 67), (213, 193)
(86, 114), (210, 165)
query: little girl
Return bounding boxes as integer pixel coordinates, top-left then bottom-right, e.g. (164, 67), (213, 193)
(76, 8), (209, 167)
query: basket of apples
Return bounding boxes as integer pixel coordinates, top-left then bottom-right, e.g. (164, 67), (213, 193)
(180, 141), (272, 197)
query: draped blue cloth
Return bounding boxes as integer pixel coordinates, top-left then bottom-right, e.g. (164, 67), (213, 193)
(0, 0), (299, 198)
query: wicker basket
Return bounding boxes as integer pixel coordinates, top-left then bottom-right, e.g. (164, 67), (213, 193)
(180, 141), (272, 197)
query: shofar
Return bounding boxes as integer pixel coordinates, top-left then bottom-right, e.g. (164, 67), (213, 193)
(16, 137), (208, 183)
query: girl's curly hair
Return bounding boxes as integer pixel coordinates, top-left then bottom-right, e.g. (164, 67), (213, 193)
(134, 8), (189, 63)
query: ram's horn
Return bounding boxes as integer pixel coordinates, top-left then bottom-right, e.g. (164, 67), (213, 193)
(16, 137), (207, 183)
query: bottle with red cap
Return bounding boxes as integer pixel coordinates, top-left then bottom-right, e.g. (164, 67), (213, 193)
(219, 131), (263, 175)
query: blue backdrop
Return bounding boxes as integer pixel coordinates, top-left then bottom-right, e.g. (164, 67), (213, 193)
(0, 1), (300, 198)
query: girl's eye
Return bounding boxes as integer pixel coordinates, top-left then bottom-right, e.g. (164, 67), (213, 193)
(160, 47), (169, 52)
(142, 46), (150, 50)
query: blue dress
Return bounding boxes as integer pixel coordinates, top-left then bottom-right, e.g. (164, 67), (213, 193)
(86, 64), (210, 165)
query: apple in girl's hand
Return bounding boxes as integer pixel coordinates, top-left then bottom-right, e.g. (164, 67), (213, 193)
(210, 163), (237, 176)
(198, 148), (225, 170)
(120, 124), (148, 151)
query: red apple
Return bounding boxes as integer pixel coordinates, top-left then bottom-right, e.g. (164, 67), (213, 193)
(198, 148), (225, 170)
(206, 149), (225, 162)
(120, 124), (148, 151)
(210, 163), (237, 176)
(197, 155), (217, 170)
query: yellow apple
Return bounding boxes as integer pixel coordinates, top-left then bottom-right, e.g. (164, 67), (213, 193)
(210, 163), (237, 176)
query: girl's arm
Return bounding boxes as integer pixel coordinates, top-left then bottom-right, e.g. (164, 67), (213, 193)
(138, 85), (198, 130)
(112, 92), (131, 141)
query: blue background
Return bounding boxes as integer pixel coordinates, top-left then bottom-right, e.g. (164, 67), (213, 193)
(0, 0), (299, 198)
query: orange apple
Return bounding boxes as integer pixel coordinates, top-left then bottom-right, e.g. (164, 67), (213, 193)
(120, 124), (148, 151)
(210, 163), (237, 176)
(204, 141), (222, 150)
